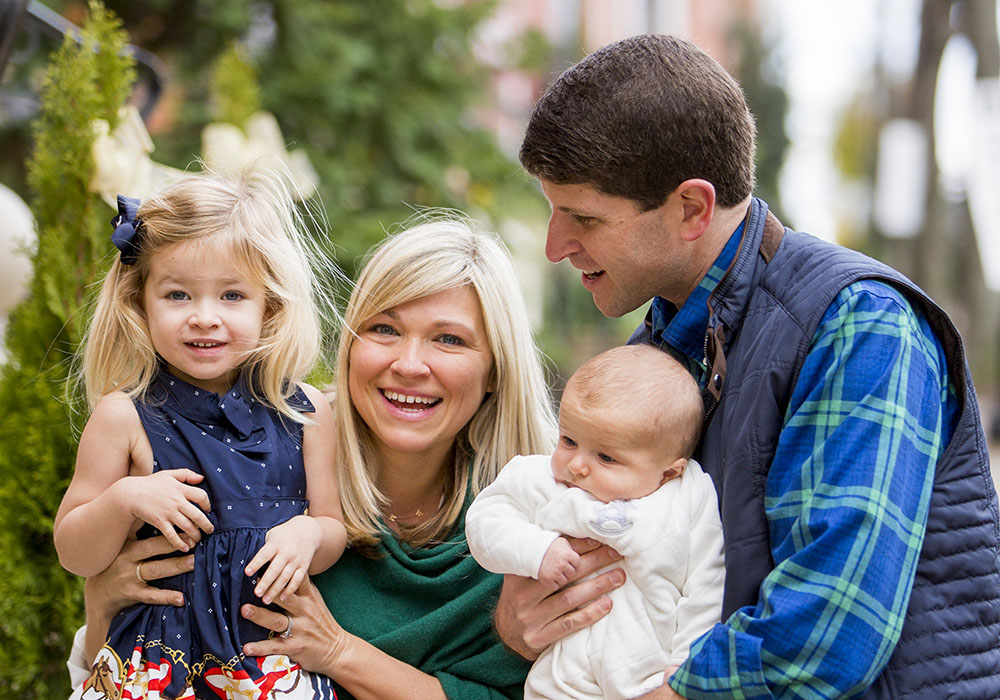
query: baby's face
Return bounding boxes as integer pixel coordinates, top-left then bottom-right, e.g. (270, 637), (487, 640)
(551, 397), (680, 502)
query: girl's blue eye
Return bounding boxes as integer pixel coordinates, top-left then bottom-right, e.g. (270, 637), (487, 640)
(167, 291), (188, 301)
(222, 291), (244, 302)
(597, 452), (615, 463)
(561, 435), (577, 448)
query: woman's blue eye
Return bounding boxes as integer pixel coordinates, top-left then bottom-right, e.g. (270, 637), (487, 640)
(371, 323), (396, 335)
(438, 334), (464, 346)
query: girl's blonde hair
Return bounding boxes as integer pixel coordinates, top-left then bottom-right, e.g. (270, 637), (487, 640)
(83, 165), (339, 423)
(335, 214), (557, 549)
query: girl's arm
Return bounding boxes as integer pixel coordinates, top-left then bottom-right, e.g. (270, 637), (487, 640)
(245, 383), (347, 604)
(242, 581), (447, 700)
(53, 392), (213, 577)
(298, 382), (347, 571)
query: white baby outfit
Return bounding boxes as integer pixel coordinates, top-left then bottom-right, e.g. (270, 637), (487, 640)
(466, 455), (725, 700)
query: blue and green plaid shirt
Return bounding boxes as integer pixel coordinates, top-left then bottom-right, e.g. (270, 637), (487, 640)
(650, 226), (956, 699)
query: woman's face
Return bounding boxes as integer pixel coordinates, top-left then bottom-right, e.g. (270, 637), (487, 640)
(348, 285), (495, 470)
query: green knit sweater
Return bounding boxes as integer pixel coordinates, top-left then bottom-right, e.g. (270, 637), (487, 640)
(312, 495), (531, 699)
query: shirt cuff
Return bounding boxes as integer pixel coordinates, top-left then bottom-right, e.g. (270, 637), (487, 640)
(66, 624), (90, 690)
(668, 620), (772, 699)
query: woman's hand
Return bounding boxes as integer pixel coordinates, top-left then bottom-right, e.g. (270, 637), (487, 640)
(82, 534), (196, 666)
(494, 536), (625, 659)
(241, 578), (349, 676)
(86, 534), (196, 617)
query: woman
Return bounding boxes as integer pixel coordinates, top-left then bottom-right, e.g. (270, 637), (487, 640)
(69, 216), (559, 699)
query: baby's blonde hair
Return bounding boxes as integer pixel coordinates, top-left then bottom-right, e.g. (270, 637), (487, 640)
(82, 166), (339, 423)
(565, 345), (704, 460)
(335, 214), (557, 549)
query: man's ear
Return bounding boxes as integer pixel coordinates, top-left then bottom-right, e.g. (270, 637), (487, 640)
(660, 457), (688, 484)
(674, 179), (716, 241)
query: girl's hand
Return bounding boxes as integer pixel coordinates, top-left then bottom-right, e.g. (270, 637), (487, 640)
(245, 516), (319, 604)
(241, 578), (349, 676)
(127, 469), (213, 552)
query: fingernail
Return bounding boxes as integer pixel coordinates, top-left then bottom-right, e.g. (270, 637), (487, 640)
(174, 595), (184, 607)
(598, 599), (612, 613)
(242, 605), (253, 618)
(609, 570), (625, 585)
(263, 596), (271, 605)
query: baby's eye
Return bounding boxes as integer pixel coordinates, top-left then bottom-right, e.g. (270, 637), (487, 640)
(222, 290), (245, 302)
(167, 290), (189, 301)
(561, 435), (578, 448)
(597, 452), (616, 464)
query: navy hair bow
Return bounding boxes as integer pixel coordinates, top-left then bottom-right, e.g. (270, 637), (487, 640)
(110, 195), (143, 265)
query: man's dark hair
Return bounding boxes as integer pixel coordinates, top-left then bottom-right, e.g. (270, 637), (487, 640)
(520, 34), (757, 210)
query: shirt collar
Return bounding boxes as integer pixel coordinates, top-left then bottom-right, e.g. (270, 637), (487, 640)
(649, 220), (745, 370)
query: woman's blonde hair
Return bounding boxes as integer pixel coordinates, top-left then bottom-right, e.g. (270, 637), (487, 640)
(82, 165), (339, 423)
(335, 214), (557, 549)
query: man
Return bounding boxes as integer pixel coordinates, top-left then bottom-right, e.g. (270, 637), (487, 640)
(495, 34), (1000, 699)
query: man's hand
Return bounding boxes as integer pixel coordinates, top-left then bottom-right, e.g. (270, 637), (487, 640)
(494, 536), (625, 659)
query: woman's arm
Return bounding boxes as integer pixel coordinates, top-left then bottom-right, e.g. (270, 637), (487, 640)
(242, 580), (447, 700)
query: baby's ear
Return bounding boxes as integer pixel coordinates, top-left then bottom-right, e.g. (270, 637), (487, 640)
(661, 457), (688, 483)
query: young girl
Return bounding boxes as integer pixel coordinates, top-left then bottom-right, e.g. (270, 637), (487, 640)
(55, 167), (346, 699)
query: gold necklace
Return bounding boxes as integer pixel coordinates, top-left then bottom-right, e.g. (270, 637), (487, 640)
(386, 507), (423, 523)
(385, 489), (444, 524)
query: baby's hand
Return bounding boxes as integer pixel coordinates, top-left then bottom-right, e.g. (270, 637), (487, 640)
(128, 469), (213, 552)
(245, 515), (319, 604)
(537, 536), (582, 590)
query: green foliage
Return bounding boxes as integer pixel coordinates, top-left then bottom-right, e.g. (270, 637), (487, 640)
(211, 43), (261, 127)
(730, 19), (790, 222)
(0, 2), (134, 696)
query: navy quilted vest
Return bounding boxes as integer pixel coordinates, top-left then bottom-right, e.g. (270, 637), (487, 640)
(631, 198), (1000, 697)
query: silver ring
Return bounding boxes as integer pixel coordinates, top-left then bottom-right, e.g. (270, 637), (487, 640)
(136, 563), (147, 584)
(280, 615), (293, 639)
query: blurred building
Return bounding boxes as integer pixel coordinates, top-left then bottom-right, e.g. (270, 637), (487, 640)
(473, 0), (761, 158)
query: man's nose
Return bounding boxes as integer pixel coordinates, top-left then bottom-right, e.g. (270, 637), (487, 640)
(544, 215), (578, 263)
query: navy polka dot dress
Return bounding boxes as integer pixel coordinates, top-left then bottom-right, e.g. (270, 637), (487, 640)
(82, 370), (337, 699)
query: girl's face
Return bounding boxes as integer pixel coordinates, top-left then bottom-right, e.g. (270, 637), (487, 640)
(143, 240), (266, 395)
(348, 285), (495, 471)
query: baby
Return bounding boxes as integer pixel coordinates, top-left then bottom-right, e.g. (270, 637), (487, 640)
(466, 344), (725, 700)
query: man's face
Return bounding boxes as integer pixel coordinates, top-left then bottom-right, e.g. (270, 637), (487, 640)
(540, 180), (690, 316)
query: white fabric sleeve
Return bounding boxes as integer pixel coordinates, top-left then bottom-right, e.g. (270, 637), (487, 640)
(66, 624), (90, 690)
(465, 455), (562, 579)
(668, 462), (726, 666)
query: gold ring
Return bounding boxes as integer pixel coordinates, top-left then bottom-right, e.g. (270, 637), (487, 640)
(280, 615), (293, 639)
(136, 562), (147, 584)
